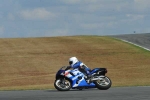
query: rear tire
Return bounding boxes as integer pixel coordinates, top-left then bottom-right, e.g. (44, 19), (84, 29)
(54, 78), (71, 91)
(95, 76), (112, 90)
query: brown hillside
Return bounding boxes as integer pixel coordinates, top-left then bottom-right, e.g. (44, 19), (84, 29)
(0, 36), (150, 90)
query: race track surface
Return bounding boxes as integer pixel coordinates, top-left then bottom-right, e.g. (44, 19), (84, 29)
(0, 87), (150, 100)
(112, 33), (150, 50)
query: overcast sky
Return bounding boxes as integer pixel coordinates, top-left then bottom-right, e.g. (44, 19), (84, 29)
(0, 0), (150, 38)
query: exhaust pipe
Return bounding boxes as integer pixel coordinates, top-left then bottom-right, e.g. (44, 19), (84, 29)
(91, 76), (105, 81)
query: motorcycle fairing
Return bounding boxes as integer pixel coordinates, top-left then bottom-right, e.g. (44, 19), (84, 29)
(65, 69), (95, 88)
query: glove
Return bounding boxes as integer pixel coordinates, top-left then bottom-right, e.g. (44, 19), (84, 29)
(65, 66), (71, 70)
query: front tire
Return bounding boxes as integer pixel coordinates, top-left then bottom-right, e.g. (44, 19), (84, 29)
(95, 76), (112, 90)
(54, 78), (71, 91)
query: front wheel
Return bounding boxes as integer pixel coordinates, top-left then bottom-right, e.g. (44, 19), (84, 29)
(95, 76), (112, 90)
(54, 78), (71, 91)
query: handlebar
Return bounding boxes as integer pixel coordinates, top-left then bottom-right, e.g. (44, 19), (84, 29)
(60, 66), (71, 70)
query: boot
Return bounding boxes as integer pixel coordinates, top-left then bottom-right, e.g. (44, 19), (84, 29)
(84, 74), (92, 84)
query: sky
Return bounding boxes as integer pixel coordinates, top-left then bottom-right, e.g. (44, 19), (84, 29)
(0, 0), (150, 38)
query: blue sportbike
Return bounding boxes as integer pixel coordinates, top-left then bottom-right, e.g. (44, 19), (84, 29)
(54, 66), (112, 91)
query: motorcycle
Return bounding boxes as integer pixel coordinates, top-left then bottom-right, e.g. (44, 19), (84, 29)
(54, 66), (112, 91)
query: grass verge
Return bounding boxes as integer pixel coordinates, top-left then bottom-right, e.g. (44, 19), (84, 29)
(0, 36), (150, 90)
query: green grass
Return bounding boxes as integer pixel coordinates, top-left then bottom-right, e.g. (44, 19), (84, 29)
(0, 36), (150, 90)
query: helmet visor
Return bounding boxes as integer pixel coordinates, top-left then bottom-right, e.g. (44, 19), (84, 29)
(69, 61), (73, 65)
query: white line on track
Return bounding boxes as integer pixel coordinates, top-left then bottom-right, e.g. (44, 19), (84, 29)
(120, 39), (150, 51)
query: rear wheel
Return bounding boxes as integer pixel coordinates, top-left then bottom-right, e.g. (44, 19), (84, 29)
(54, 78), (71, 91)
(95, 76), (112, 90)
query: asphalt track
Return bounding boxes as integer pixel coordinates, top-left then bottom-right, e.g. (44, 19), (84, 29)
(112, 33), (150, 50)
(0, 87), (150, 100)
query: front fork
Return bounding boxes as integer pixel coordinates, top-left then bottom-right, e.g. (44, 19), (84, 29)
(59, 78), (66, 88)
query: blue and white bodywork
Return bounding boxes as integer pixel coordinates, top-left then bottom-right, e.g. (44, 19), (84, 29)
(54, 66), (111, 91)
(65, 69), (95, 88)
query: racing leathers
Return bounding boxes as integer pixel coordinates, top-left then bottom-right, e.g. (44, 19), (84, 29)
(66, 61), (91, 80)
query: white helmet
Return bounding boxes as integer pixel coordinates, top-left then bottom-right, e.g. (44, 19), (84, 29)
(69, 57), (78, 66)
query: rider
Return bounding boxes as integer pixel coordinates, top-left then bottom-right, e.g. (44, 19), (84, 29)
(66, 57), (92, 83)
